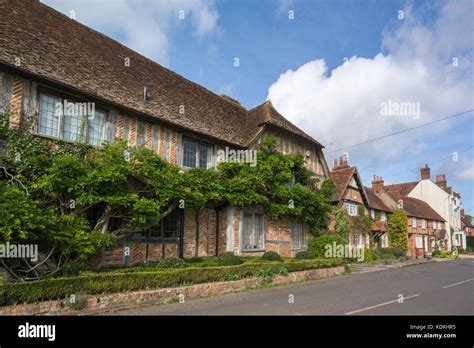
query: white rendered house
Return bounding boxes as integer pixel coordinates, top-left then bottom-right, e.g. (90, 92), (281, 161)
(408, 167), (464, 250)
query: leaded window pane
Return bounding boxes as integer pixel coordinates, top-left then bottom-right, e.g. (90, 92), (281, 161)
(87, 110), (106, 146)
(38, 94), (60, 137)
(183, 138), (197, 168)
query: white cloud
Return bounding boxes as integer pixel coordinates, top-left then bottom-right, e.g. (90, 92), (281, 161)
(455, 159), (474, 182)
(41, 0), (219, 65)
(277, 0), (296, 14)
(267, 0), (473, 164)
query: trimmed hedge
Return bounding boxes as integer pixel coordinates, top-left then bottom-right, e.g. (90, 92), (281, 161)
(261, 251), (282, 262)
(374, 247), (405, 260)
(0, 258), (342, 306)
(217, 252), (242, 266)
(294, 250), (313, 259)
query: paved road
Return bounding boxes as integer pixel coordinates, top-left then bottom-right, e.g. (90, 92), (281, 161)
(113, 259), (473, 315)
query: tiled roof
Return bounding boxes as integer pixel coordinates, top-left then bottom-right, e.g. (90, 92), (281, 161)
(384, 192), (445, 221)
(461, 215), (473, 228)
(371, 220), (388, 232)
(329, 166), (369, 206)
(382, 182), (418, 197)
(0, 0), (324, 149)
(364, 187), (392, 212)
(245, 101), (323, 147)
(330, 166), (356, 202)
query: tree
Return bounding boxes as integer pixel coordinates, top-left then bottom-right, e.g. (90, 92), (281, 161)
(334, 207), (351, 238)
(387, 209), (408, 251)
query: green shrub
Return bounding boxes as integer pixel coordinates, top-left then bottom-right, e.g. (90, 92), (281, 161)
(62, 262), (92, 277)
(223, 273), (240, 281)
(466, 236), (474, 250)
(277, 267), (288, 276)
(363, 248), (374, 263)
(308, 233), (347, 258)
(432, 250), (457, 259)
(375, 247), (405, 260)
(261, 251), (282, 262)
(185, 257), (203, 263)
(255, 268), (274, 283)
(217, 252), (242, 266)
(294, 250), (313, 259)
(156, 257), (186, 269)
(0, 258), (343, 305)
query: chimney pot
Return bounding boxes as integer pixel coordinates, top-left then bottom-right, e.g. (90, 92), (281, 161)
(372, 174), (384, 193)
(420, 164), (430, 180)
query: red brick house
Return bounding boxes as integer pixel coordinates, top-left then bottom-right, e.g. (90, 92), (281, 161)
(461, 209), (473, 237)
(0, 0), (330, 266)
(329, 157), (390, 249)
(370, 177), (446, 258)
(365, 182), (392, 248)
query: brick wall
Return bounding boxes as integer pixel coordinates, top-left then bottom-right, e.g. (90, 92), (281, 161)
(265, 216), (292, 256)
(0, 265), (344, 316)
(231, 207), (307, 257)
(9, 75), (23, 127)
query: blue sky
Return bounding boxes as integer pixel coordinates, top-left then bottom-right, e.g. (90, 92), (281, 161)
(43, 0), (473, 214)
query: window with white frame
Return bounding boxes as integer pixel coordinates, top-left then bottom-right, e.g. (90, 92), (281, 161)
(291, 219), (307, 250)
(344, 202), (358, 216)
(421, 219), (426, 229)
(412, 217), (417, 227)
(370, 209), (375, 219)
(241, 213), (264, 251)
(182, 137), (212, 169)
(381, 212), (386, 221)
(38, 93), (105, 146)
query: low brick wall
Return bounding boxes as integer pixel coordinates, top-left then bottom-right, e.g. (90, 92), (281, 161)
(0, 266), (344, 316)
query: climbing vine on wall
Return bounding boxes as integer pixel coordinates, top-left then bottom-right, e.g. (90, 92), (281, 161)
(0, 112), (334, 279)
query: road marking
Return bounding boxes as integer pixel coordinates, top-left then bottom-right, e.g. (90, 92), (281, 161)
(345, 294), (420, 315)
(442, 278), (474, 289)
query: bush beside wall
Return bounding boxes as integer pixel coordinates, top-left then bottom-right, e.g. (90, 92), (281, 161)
(0, 258), (342, 306)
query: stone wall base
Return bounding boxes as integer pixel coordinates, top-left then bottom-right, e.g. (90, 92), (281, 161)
(0, 266), (344, 316)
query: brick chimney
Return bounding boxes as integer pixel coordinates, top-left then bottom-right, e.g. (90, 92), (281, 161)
(332, 156), (350, 170)
(372, 175), (384, 193)
(436, 174), (447, 190)
(420, 164), (430, 180)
